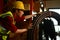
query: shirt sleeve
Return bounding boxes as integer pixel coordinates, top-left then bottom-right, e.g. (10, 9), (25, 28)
(16, 16), (25, 23)
(3, 16), (17, 33)
(19, 16), (25, 21)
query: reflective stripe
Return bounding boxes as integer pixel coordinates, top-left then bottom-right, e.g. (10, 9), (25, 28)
(0, 11), (13, 18)
(2, 36), (7, 40)
(0, 11), (14, 32)
(0, 11), (14, 40)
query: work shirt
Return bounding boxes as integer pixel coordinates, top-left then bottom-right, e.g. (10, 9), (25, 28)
(13, 13), (25, 23)
(0, 11), (25, 33)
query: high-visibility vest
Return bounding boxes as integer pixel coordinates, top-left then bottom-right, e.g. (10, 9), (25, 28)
(0, 11), (14, 40)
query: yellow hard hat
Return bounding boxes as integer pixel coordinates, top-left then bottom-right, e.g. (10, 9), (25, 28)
(13, 1), (25, 10)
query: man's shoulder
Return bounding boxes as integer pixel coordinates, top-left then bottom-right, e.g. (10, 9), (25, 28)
(0, 11), (13, 18)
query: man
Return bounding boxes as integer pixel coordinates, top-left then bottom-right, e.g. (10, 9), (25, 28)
(0, 1), (35, 34)
(0, 1), (36, 40)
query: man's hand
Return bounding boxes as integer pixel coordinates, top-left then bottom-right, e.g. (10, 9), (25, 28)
(28, 23), (33, 29)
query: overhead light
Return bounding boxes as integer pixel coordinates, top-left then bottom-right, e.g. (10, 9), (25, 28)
(41, 4), (44, 7)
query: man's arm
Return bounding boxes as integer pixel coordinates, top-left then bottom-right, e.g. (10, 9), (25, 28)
(2, 16), (28, 33)
(24, 14), (36, 19)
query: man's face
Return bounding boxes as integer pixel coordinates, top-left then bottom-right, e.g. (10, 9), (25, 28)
(16, 10), (24, 17)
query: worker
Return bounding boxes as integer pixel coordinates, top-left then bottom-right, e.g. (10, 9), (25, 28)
(0, 1), (36, 40)
(0, 1), (35, 36)
(12, 1), (35, 32)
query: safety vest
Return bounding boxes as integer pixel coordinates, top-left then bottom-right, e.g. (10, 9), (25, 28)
(0, 11), (14, 40)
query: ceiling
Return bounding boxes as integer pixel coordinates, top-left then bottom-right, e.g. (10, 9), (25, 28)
(40, 0), (60, 1)
(46, 0), (60, 8)
(19, 0), (60, 12)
